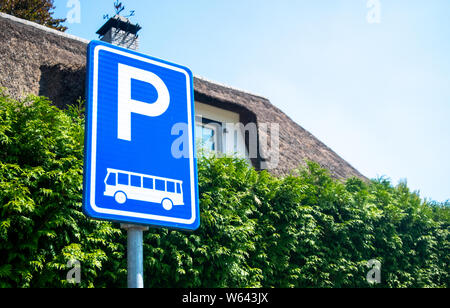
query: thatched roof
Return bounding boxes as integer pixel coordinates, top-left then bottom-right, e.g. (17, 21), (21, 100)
(0, 12), (365, 180)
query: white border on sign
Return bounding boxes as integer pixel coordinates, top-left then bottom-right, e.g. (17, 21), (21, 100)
(90, 45), (197, 225)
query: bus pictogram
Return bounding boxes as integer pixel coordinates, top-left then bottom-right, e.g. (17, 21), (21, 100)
(104, 168), (184, 211)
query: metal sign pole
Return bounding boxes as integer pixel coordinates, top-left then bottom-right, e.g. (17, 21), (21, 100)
(121, 224), (149, 288)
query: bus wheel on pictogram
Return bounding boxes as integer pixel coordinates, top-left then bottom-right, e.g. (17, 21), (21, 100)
(115, 191), (127, 204)
(162, 198), (173, 211)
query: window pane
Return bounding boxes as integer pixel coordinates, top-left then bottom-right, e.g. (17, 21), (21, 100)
(118, 173), (129, 185)
(131, 175), (141, 187)
(155, 179), (165, 191)
(143, 177), (153, 189)
(167, 181), (175, 193)
(106, 173), (116, 186)
(196, 123), (217, 152)
(202, 126), (216, 151)
(177, 182), (182, 194)
(195, 124), (203, 144)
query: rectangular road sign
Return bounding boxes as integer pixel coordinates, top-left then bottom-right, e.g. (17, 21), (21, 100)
(83, 40), (200, 231)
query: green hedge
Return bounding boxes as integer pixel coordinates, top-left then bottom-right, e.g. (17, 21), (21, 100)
(0, 94), (448, 288)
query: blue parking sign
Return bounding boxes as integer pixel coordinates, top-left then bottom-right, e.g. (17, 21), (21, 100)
(83, 40), (200, 231)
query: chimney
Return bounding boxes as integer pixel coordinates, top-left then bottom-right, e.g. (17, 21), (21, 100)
(96, 15), (142, 50)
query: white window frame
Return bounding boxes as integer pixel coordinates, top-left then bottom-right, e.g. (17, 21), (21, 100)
(195, 102), (249, 161)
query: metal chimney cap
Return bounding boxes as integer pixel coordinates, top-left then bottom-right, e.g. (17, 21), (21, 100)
(96, 15), (141, 36)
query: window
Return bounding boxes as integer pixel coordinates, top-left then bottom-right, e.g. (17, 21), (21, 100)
(177, 182), (182, 194)
(196, 118), (221, 153)
(118, 173), (129, 185)
(106, 173), (116, 186)
(194, 102), (250, 163)
(131, 175), (141, 187)
(167, 181), (175, 193)
(143, 177), (153, 189)
(155, 179), (165, 192)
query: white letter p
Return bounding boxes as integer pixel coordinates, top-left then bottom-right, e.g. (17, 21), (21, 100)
(117, 63), (170, 141)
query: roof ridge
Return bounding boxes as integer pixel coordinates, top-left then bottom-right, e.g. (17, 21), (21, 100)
(194, 75), (269, 101)
(0, 12), (90, 44)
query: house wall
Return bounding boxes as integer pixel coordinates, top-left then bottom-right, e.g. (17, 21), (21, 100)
(0, 12), (365, 180)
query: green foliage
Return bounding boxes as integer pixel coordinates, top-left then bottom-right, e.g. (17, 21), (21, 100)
(0, 93), (448, 288)
(0, 94), (122, 287)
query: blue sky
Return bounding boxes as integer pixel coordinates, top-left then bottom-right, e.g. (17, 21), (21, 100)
(54, 0), (450, 202)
